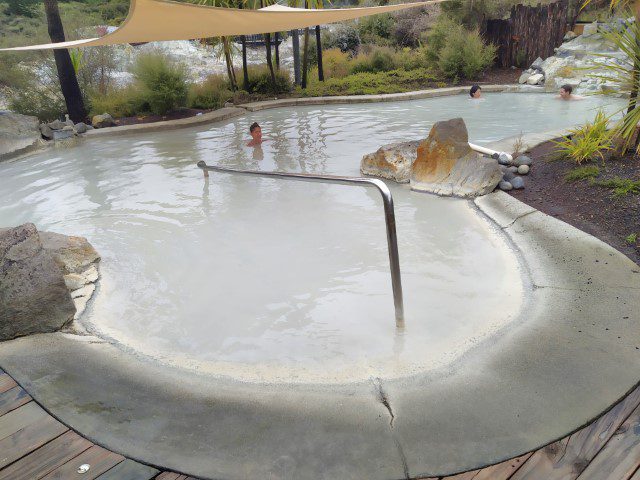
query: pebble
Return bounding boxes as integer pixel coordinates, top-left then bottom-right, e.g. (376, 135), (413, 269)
(498, 153), (512, 165)
(511, 176), (525, 189)
(503, 171), (516, 181)
(508, 166), (519, 173)
(518, 165), (530, 175)
(499, 181), (513, 191)
(514, 155), (532, 167)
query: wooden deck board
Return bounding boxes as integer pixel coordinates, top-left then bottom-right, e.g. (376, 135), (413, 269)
(510, 385), (640, 480)
(462, 452), (533, 480)
(575, 401), (640, 480)
(155, 473), (183, 480)
(0, 374), (17, 395)
(0, 413), (67, 469)
(0, 402), (50, 441)
(95, 458), (160, 480)
(0, 430), (93, 480)
(0, 386), (31, 416)
(40, 444), (125, 480)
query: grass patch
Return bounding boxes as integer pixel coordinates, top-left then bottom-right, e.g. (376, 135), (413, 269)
(565, 165), (600, 182)
(594, 177), (640, 197)
(301, 68), (440, 96)
(626, 233), (638, 244)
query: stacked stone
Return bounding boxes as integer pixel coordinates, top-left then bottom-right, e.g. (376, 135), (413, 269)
(498, 154), (531, 191)
(39, 113), (95, 141)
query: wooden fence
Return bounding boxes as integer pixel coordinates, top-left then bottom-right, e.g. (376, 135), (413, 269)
(483, 0), (569, 68)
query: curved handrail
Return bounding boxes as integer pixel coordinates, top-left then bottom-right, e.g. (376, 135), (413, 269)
(197, 160), (404, 327)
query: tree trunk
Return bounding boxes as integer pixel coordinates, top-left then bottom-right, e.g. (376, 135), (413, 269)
(301, 27), (310, 89)
(315, 25), (324, 81)
(275, 31), (280, 69)
(43, 0), (87, 123)
(265, 33), (277, 88)
(292, 29), (301, 86)
(241, 35), (249, 90)
(222, 36), (238, 91)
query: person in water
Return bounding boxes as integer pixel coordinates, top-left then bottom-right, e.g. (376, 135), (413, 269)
(469, 85), (482, 99)
(246, 122), (264, 146)
(558, 84), (583, 101)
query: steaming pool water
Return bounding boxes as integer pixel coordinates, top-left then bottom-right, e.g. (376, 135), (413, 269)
(0, 92), (624, 383)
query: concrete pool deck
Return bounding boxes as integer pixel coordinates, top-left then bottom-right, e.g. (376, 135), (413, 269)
(0, 189), (638, 479)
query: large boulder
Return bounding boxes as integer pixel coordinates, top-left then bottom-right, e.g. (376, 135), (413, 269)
(0, 224), (75, 340)
(360, 140), (420, 183)
(91, 113), (115, 129)
(410, 118), (502, 198)
(0, 112), (42, 160)
(0, 224), (101, 341)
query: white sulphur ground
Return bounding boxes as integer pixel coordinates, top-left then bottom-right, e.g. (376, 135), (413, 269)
(0, 92), (624, 383)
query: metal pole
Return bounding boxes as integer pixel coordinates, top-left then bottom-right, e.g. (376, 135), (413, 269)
(197, 161), (405, 327)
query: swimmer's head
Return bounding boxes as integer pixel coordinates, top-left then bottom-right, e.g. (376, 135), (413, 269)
(249, 122), (262, 142)
(559, 84), (573, 99)
(470, 85), (482, 99)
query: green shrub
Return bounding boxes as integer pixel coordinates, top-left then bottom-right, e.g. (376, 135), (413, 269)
(594, 177), (640, 197)
(350, 47), (397, 74)
(188, 75), (233, 109)
(626, 233), (638, 244)
(425, 16), (458, 64)
(8, 84), (66, 122)
(301, 68), (438, 96)
(322, 23), (360, 54)
(437, 27), (496, 79)
(322, 48), (351, 79)
(358, 14), (393, 44)
(88, 84), (146, 118)
(554, 110), (613, 164)
(246, 65), (292, 95)
(564, 165), (601, 181)
(131, 52), (188, 115)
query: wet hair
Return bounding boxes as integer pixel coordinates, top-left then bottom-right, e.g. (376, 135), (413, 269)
(470, 85), (481, 98)
(249, 122), (260, 133)
(560, 84), (573, 94)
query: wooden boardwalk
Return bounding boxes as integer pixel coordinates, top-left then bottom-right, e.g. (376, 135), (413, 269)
(1, 368), (639, 480)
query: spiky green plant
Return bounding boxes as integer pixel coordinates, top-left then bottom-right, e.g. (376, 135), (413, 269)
(565, 165), (601, 181)
(553, 110), (614, 164)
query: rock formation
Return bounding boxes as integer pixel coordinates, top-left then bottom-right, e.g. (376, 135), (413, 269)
(0, 223), (100, 341)
(409, 118), (502, 197)
(360, 140), (420, 183)
(0, 112), (42, 160)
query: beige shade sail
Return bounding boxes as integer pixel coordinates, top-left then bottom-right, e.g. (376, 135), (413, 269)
(0, 0), (440, 51)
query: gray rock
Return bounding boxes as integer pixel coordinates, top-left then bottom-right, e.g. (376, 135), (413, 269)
(62, 125), (74, 132)
(511, 176), (525, 189)
(0, 112), (41, 160)
(39, 123), (54, 140)
(74, 122), (88, 134)
(410, 118), (502, 197)
(0, 224), (76, 341)
(583, 22), (599, 36)
(503, 170), (516, 181)
(518, 72), (531, 84)
(526, 73), (545, 85)
(507, 166), (519, 173)
(53, 130), (74, 141)
(518, 165), (530, 175)
(563, 31), (578, 41)
(531, 57), (544, 69)
(48, 119), (65, 130)
(360, 140), (421, 183)
(64, 114), (74, 127)
(499, 181), (513, 191)
(40, 231), (100, 274)
(91, 113), (116, 129)
(514, 155), (532, 166)
(498, 153), (511, 165)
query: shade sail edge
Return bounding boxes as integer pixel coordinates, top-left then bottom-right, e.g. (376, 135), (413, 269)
(0, 0), (442, 51)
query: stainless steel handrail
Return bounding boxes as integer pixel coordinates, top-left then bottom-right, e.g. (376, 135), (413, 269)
(197, 160), (405, 327)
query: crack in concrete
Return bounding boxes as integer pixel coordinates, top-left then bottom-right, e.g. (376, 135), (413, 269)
(394, 437), (410, 480)
(372, 377), (395, 428)
(501, 209), (537, 230)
